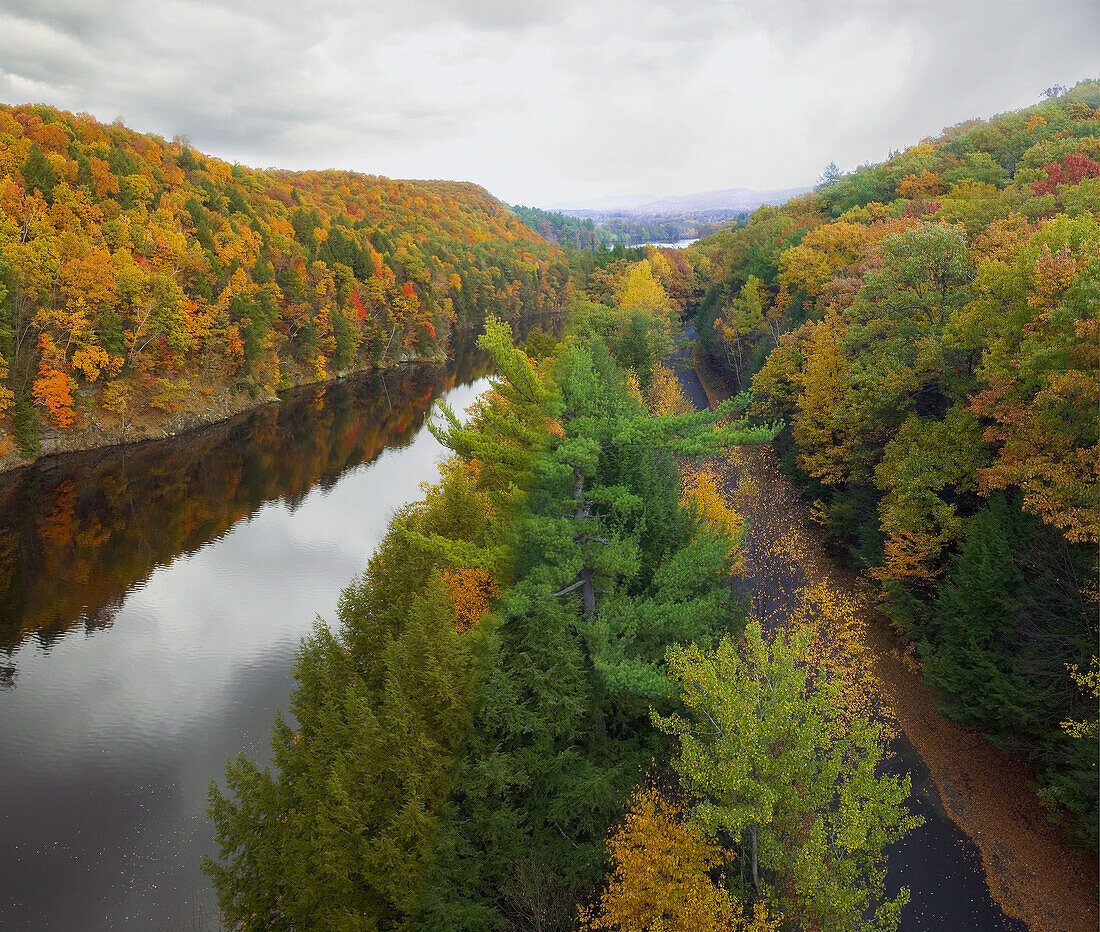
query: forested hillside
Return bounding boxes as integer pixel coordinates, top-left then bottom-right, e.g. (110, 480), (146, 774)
(0, 104), (568, 462)
(511, 204), (605, 249)
(688, 80), (1099, 843)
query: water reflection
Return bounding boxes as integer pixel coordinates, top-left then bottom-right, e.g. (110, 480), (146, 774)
(0, 360), (491, 929)
(0, 355), (486, 662)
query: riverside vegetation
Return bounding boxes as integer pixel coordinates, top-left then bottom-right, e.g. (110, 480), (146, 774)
(690, 80), (1099, 846)
(1, 82), (1094, 929)
(203, 84), (1097, 929)
(205, 289), (922, 929)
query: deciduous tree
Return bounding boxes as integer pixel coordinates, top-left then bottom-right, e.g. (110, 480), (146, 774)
(656, 622), (920, 931)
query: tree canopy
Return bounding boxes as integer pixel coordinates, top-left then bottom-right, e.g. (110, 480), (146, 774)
(0, 103), (569, 458)
(687, 79), (1100, 845)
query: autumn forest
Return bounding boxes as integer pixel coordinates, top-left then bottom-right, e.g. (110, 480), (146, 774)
(203, 81), (1097, 931)
(0, 62), (1097, 932)
(0, 103), (567, 464)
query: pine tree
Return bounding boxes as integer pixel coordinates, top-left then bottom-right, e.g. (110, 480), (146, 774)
(920, 494), (1098, 842)
(204, 549), (489, 929)
(418, 328), (775, 928)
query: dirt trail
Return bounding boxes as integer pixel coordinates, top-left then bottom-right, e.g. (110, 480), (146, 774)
(672, 342), (1098, 932)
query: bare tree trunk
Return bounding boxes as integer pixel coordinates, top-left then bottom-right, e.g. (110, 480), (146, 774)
(579, 566), (596, 619)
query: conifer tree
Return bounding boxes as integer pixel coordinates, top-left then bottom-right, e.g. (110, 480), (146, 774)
(20, 142), (57, 200)
(419, 323), (776, 929)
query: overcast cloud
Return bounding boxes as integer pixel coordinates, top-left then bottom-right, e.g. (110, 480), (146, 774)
(0, 0), (1096, 205)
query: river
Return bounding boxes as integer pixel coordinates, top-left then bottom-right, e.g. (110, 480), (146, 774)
(0, 360), (492, 929)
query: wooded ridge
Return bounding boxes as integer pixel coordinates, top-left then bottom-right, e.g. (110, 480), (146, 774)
(0, 104), (568, 466)
(690, 78), (1099, 847)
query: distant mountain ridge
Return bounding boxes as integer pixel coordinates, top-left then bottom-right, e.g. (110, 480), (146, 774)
(547, 184), (811, 216)
(547, 194), (657, 211)
(633, 185), (812, 214)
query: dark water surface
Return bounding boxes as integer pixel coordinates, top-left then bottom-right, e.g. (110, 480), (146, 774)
(0, 362), (491, 930)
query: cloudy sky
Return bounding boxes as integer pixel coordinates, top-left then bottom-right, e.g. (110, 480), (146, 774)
(0, 0), (1096, 206)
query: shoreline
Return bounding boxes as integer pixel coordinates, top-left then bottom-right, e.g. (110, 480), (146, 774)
(0, 354), (448, 477)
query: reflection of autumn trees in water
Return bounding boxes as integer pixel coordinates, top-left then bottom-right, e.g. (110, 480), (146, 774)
(0, 358), (489, 657)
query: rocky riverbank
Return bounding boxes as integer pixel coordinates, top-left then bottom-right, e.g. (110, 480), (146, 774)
(0, 354), (447, 475)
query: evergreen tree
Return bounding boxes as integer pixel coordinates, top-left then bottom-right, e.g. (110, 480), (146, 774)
(920, 493), (1098, 844)
(20, 142), (56, 200)
(205, 319), (552, 929)
(204, 537), (491, 930)
(418, 328), (775, 929)
(816, 161), (842, 189)
(924, 495), (1096, 744)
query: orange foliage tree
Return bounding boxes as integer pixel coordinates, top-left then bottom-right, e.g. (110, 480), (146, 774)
(442, 566), (498, 633)
(32, 363), (76, 428)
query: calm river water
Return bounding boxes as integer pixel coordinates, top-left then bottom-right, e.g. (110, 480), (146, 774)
(0, 361), (491, 929)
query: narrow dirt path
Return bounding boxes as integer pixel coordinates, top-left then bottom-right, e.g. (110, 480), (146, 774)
(670, 340), (1098, 932)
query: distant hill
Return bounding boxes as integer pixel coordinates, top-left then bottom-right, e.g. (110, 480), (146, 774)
(548, 184), (811, 217)
(534, 184), (809, 247)
(632, 185), (812, 214)
(546, 193), (656, 211)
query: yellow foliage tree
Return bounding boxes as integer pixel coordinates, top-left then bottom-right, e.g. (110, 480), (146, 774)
(791, 310), (857, 485)
(0, 352), (14, 416)
(646, 363), (693, 416)
(1061, 657), (1099, 740)
(778, 221), (875, 300)
(623, 369), (645, 407)
(619, 259), (675, 323)
(100, 379), (134, 430)
(70, 344), (111, 383)
(681, 465), (745, 567)
(897, 170), (947, 199)
(580, 787), (750, 932)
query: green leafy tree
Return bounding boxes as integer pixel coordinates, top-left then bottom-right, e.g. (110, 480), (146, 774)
(716, 275), (768, 386)
(20, 142), (57, 200)
(656, 622), (922, 931)
(419, 324), (774, 929)
(688, 84), (1100, 846)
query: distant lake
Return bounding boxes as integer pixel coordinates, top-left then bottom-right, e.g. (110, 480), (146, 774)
(637, 237), (699, 249)
(0, 361), (491, 929)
